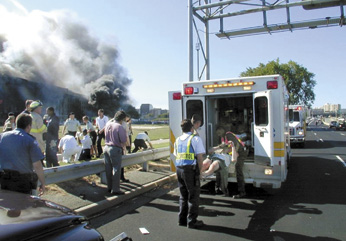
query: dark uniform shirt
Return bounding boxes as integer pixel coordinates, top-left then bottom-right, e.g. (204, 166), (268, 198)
(46, 114), (60, 140)
(0, 128), (44, 174)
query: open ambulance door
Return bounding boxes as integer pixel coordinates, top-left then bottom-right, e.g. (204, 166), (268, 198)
(182, 96), (206, 149)
(169, 91), (183, 170)
(253, 91), (274, 166)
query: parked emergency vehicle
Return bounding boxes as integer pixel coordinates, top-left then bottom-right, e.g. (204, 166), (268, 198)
(169, 75), (291, 189)
(289, 105), (307, 147)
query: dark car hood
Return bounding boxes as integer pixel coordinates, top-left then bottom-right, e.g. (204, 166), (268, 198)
(0, 190), (89, 240)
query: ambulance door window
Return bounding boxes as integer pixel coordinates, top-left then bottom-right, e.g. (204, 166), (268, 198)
(255, 97), (268, 126)
(186, 100), (204, 127)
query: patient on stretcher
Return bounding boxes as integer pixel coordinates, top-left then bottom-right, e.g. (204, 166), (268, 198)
(201, 141), (238, 196)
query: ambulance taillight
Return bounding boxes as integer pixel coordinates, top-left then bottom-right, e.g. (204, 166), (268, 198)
(184, 87), (194, 95)
(173, 92), (182, 100)
(267, 81), (278, 89)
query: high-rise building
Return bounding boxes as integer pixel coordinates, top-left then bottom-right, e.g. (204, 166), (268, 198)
(140, 104), (153, 117)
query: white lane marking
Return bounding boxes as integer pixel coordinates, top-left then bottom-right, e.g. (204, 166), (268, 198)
(341, 133), (345, 136)
(316, 139), (324, 142)
(336, 155), (346, 167)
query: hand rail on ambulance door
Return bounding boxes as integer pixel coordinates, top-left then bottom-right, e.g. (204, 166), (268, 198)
(208, 123), (213, 148)
(251, 122), (254, 148)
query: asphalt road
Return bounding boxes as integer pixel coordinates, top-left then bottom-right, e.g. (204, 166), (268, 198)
(91, 120), (346, 241)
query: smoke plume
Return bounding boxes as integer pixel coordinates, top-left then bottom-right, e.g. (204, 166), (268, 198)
(0, 2), (132, 111)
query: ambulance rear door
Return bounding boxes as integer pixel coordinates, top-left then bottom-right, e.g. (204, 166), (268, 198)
(182, 95), (206, 148)
(169, 91), (183, 167)
(253, 91), (274, 166)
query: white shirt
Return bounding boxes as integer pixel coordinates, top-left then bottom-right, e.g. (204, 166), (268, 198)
(174, 132), (206, 156)
(59, 135), (79, 151)
(96, 115), (109, 130)
(80, 135), (92, 149)
(135, 133), (150, 141)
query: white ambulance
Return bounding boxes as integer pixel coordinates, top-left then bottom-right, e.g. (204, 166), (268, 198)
(289, 105), (307, 147)
(169, 75), (291, 189)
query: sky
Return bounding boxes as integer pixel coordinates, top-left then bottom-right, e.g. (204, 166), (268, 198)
(0, 0), (345, 110)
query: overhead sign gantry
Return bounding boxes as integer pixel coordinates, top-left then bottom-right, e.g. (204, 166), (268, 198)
(188, 0), (346, 81)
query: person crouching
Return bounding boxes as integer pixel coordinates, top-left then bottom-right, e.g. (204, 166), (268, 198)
(58, 133), (82, 163)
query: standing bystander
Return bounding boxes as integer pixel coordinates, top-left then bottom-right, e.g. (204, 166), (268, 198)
(62, 112), (82, 137)
(95, 109), (109, 158)
(103, 111), (127, 195)
(0, 113), (46, 196)
(174, 119), (206, 229)
(45, 107), (60, 167)
(126, 116), (133, 153)
(78, 129), (92, 161)
(82, 116), (97, 157)
(3, 112), (16, 132)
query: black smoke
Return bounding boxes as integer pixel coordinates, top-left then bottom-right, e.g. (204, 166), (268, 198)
(0, 4), (133, 116)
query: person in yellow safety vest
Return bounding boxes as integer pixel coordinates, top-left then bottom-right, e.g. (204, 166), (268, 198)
(30, 100), (47, 154)
(174, 119), (205, 229)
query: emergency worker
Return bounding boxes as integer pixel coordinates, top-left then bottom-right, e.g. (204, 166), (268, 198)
(21, 99), (33, 114)
(0, 113), (46, 195)
(30, 100), (47, 153)
(216, 126), (247, 198)
(174, 119), (205, 229)
(62, 112), (82, 137)
(191, 114), (202, 136)
(45, 107), (60, 167)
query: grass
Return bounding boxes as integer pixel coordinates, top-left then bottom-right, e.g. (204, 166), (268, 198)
(0, 124), (169, 149)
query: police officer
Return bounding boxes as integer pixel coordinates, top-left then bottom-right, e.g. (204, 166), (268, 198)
(174, 119), (205, 229)
(0, 113), (46, 196)
(216, 126), (247, 198)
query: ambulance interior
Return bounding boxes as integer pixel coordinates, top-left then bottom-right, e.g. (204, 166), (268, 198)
(206, 95), (255, 160)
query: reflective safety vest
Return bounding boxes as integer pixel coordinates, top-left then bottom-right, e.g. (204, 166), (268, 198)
(175, 134), (196, 166)
(30, 112), (47, 152)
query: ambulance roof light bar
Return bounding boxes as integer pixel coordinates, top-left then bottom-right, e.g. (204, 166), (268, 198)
(202, 81), (255, 89)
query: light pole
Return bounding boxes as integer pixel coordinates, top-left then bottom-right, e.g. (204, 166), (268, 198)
(196, 42), (200, 81)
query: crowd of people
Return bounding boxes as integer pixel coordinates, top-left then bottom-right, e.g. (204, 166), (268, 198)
(0, 100), (154, 197)
(0, 101), (244, 231)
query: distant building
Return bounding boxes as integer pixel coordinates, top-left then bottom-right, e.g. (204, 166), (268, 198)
(150, 108), (168, 118)
(323, 103), (341, 113)
(140, 104), (153, 117)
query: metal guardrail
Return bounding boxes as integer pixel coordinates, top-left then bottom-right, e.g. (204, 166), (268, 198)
(44, 147), (170, 185)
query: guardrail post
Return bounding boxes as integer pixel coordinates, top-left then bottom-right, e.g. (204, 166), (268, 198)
(100, 171), (107, 184)
(142, 162), (148, 172)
